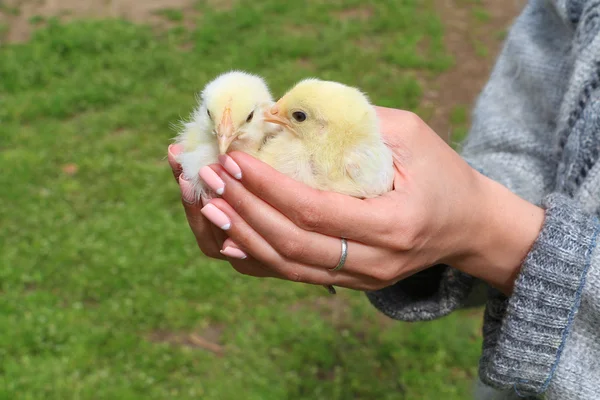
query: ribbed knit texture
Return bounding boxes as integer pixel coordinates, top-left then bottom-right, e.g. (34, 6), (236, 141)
(479, 194), (599, 397)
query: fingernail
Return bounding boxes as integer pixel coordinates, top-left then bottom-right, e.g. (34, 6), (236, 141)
(179, 175), (196, 204)
(223, 237), (240, 249)
(220, 246), (248, 259)
(219, 155), (242, 180)
(168, 143), (183, 157)
(201, 203), (231, 230)
(199, 166), (225, 195)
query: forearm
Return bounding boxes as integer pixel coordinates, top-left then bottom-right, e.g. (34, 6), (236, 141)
(451, 170), (545, 295)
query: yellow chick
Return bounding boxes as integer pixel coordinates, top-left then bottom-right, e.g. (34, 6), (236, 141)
(257, 78), (394, 295)
(174, 70), (280, 200)
(259, 78), (394, 199)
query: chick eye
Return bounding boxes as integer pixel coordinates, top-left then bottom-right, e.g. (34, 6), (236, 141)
(246, 111), (254, 123)
(292, 111), (307, 122)
(207, 109), (212, 119)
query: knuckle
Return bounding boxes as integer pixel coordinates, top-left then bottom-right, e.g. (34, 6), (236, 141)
(402, 215), (425, 248)
(385, 216), (422, 252)
(293, 197), (322, 231)
(231, 194), (250, 214)
(376, 216), (397, 239)
(375, 220), (407, 251)
(373, 266), (398, 283)
(282, 269), (302, 282)
(280, 240), (302, 259)
(298, 212), (321, 231)
(391, 229), (413, 251)
(278, 239), (305, 260)
(402, 110), (424, 129)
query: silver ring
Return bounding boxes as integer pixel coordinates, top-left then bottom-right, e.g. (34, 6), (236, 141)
(329, 238), (347, 271)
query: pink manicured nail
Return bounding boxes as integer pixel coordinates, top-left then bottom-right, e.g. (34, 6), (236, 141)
(179, 175), (196, 204)
(199, 166), (225, 195)
(220, 246), (248, 259)
(219, 155), (242, 179)
(201, 203), (231, 230)
(223, 237), (240, 249)
(168, 143), (183, 158)
(222, 237), (248, 258)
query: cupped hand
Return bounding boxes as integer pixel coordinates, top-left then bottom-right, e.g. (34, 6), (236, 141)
(182, 108), (490, 291)
(169, 107), (544, 294)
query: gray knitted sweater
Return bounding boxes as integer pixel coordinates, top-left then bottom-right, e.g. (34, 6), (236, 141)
(367, 1), (600, 399)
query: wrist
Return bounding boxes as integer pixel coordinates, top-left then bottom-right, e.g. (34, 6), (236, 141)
(451, 171), (545, 295)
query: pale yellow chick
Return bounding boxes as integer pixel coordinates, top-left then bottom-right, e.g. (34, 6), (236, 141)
(174, 70), (280, 200)
(259, 78), (394, 199)
(259, 78), (394, 295)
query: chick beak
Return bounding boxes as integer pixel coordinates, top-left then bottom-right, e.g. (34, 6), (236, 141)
(217, 107), (236, 155)
(263, 103), (291, 129)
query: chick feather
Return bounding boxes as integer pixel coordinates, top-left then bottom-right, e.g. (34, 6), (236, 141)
(260, 78), (394, 199)
(174, 70), (280, 200)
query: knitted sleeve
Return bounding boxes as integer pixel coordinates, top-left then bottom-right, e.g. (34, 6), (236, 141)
(478, 193), (600, 398)
(367, 0), (573, 321)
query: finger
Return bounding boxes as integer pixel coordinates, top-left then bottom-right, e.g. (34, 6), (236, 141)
(168, 144), (183, 182)
(221, 237), (245, 257)
(374, 106), (413, 133)
(220, 239), (284, 278)
(178, 176), (225, 260)
(374, 106), (447, 172)
(221, 237), (267, 263)
(219, 238), (275, 278)
(208, 217), (229, 259)
(229, 260), (274, 278)
(206, 198), (383, 290)
(225, 152), (395, 243)
(214, 165), (392, 275)
(204, 197), (230, 259)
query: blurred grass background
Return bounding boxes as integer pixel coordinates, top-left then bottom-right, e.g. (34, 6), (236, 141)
(0, 0), (522, 398)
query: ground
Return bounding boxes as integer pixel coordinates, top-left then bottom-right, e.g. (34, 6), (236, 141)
(0, 1), (524, 399)
(0, 0), (524, 139)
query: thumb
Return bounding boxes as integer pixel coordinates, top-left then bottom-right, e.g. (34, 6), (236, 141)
(168, 144), (184, 182)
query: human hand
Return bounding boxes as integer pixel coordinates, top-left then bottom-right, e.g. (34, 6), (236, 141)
(168, 144), (281, 278)
(172, 107), (544, 294)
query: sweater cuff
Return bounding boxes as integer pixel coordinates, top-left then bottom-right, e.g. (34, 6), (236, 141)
(479, 193), (600, 396)
(365, 264), (477, 322)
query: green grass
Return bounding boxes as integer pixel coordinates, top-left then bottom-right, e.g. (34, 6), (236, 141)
(472, 8), (491, 22)
(0, 1), (482, 399)
(28, 15), (45, 25)
(0, 21), (7, 39)
(449, 105), (471, 147)
(153, 8), (185, 22)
